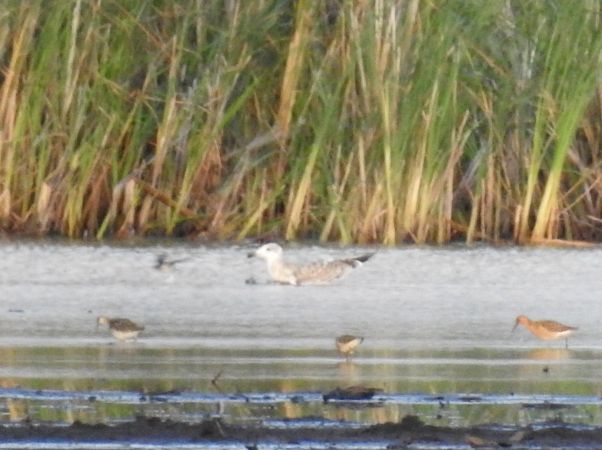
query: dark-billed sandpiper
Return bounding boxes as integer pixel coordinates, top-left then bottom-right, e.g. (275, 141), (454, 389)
(512, 315), (577, 348)
(97, 316), (145, 341)
(335, 334), (364, 359)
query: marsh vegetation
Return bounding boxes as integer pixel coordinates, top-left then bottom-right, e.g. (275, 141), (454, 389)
(1, 1), (601, 244)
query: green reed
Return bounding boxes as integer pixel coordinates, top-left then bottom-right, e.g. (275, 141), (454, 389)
(0, 0), (601, 244)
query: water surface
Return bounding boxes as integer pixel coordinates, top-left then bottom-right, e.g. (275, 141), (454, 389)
(0, 241), (600, 429)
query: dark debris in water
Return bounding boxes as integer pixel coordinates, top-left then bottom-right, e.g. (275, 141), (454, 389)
(322, 385), (383, 402)
(1, 415), (602, 447)
(147, 389), (182, 402)
(290, 395), (305, 404)
(522, 401), (572, 410)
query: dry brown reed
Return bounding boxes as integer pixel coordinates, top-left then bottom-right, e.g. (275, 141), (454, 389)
(0, 1), (601, 245)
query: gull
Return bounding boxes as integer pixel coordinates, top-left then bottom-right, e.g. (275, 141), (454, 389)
(248, 243), (374, 285)
(512, 315), (577, 348)
(97, 316), (145, 341)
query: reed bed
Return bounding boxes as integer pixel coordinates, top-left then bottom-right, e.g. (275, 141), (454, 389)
(0, 0), (601, 244)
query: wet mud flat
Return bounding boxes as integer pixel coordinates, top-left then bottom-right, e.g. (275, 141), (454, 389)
(2, 416), (602, 449)
(2, 387), (602, 448)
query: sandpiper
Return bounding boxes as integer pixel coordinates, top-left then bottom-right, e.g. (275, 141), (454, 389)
(248, 243), (374, 285)
(97, 316), (145, 341)
(335, 335), (364, 359)
(154, 253), (189, 271)
(512, 315), (577, 348)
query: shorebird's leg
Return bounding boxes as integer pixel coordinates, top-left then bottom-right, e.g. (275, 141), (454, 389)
(565, 337), (568, 349)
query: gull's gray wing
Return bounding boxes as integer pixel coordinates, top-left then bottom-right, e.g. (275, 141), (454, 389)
(291, 260), (354, 285)
(289, 253), (374, 285)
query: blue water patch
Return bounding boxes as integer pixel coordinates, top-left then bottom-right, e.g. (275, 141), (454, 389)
(0, 443), (246, 450)
(1, 387), (602, 407)
(0, 444), (389, 450)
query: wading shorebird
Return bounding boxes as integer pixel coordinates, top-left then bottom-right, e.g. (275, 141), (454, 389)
(97, 316), (145, 341)
(247, 243), (374, 285)
(335, 335), (364, 359)
(154, 253), (189, 271)
(512, 315), (577, 348)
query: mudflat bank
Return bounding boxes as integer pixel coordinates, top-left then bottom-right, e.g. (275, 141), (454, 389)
(2, 415), (602, 448)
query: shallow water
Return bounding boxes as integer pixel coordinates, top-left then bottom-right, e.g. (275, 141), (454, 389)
(0, 241), (601, 433)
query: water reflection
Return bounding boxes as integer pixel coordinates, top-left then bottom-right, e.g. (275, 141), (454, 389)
(336, 361), (360, 379)
(526, 348), (571, 361)
(0, 345), (598, 426)
(0, 379), (27, 422)
(0, 346), (600, 393)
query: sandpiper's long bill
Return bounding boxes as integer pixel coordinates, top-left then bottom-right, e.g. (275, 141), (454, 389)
(335, 334), (364, 359)
(512, 315), (577, 348)
(97, 316), (145, 341)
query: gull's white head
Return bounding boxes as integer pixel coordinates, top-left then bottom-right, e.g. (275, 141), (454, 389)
(250, 243), (283, 261)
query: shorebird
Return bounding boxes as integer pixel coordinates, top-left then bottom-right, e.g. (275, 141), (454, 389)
(97, 316), (145, 341)
(512, 315), (577, 348)
(247, 243), (374, 285)
(335, 335), (364, 359)
(154, 253), (189, 271)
